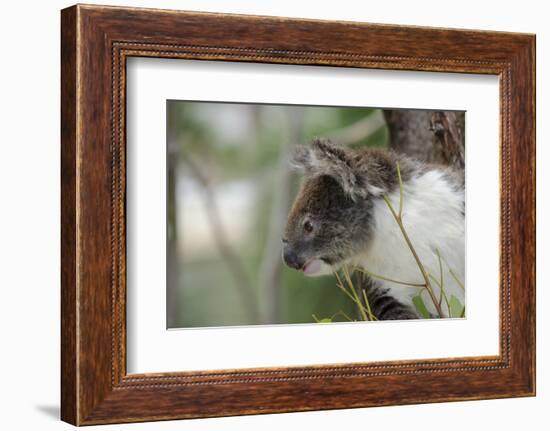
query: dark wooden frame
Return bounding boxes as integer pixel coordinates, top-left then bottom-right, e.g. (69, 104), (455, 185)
(61, 4), (536, 426)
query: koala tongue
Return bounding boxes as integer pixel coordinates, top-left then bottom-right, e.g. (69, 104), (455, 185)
(303, 259), (322, 276)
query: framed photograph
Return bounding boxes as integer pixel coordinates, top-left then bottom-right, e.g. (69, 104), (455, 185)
(61, 4), (535, 425)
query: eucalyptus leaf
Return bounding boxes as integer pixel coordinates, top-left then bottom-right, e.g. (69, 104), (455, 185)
(412, 295), (431, 318)
(312, 314), (332, 323)
(449, 296), (465, 318)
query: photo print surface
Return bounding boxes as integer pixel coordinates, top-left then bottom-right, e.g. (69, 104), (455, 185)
(166, 101), (465, 329)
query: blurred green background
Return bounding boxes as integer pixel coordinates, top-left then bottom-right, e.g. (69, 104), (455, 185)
(166, 101), (389, 328)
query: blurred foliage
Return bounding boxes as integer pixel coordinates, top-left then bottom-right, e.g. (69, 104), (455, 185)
(167, 101), (389, 328)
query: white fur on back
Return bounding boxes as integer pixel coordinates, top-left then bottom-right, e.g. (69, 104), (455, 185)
(352, 169), (465, 318)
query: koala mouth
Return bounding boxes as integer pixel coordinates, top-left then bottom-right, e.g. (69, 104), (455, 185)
(302, 257), (333, 276)
(303, 259), (322, 275)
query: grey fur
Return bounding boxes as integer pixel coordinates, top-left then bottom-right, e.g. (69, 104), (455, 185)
(283, 173), (375, 269)
(291, 138), (425, 200)
(292, 138), (369, 200)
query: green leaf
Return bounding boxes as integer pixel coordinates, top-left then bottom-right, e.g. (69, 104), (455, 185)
(449, 296), (465, 318)
(412, 295), (431, 318)
(312, 314), (332, 323)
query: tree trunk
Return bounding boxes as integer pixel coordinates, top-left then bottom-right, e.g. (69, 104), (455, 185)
(166, 121), (180, 328)
(383, 110), (465, 170)
(259, 106), (305, 324)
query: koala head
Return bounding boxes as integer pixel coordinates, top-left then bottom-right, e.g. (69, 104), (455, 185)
(282, 138), (392, 277)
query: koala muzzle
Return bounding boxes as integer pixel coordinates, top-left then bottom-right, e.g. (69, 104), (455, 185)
(282, 245), (304, 270)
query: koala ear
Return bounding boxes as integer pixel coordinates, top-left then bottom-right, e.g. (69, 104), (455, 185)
(291, 138), (368, 200)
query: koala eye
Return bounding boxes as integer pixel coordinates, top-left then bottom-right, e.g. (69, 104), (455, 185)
(303, 220), (314, 234)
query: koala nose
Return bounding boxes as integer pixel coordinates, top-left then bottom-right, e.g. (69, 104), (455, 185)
(282, 244), (304, 270)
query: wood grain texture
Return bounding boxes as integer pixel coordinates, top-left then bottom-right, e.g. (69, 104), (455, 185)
(60, 5), (78, 425)
(60, 4), (536, 425)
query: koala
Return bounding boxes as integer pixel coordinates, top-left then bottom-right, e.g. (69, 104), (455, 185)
(282, 138), (465, 320)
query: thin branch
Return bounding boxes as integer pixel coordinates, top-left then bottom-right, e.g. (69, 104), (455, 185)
(383, 194), (444, 317)
(166, 134), (180, 327)
(334, 272), (360, 310)
(343, 267), (370, 321)
(334, 270), (370, 321)
(259, 107), (303, 323)
(313, 310), (354, 323)
(333, 310), (355, 322)
(429, 273), (451, 316)
(449, 268), (465, 290)
(435, 248), (444, 307)
(326, 110), (386, 146)
(397, 161), (404, 219)
(382, 162), (445, 318)
(438, 253), (465, 291)
(356, 267), (426, 288)
(344, 266), (377, 321)
(361, 289), (377, 321)
(182, 156), (260, 322)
